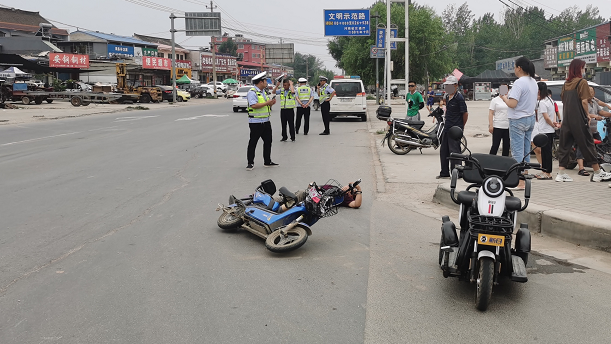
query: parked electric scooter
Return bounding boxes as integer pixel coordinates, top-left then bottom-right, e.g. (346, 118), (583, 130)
(377, 106), (467, 155)
(216, 179), (361, 253)
(439, 126), (548, 311)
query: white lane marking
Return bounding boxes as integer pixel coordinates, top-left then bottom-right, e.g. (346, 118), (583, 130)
(114, 115), (159, 122)
(175, 114), (229, 121)
(0, 132), (80, 147)
(88, 126), (119, 132)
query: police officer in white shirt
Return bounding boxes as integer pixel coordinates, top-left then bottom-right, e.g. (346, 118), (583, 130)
(318, 76), (336, 135)
(245, 72), (278, 171)
(295, 77), (314, 135)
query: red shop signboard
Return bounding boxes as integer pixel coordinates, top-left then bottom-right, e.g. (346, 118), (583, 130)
(49, 53), (89, 68)
(596, 23), (610, 63)
(143, 56), (171, 70)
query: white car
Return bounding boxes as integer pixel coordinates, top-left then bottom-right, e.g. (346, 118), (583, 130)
(208, 81), (227, 92)
(328, 76), (368, 121)
(232, 86), (252, 112)
(545, 80), (611, 115)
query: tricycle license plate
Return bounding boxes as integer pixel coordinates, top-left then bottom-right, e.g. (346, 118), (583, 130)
(308, 188), (321, 203)
(477, 233), (504, 247)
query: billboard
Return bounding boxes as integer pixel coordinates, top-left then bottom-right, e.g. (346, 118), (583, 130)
(200, 53), (238, 73)
(574, 28), (597, 63)
(495, 56), (522, 73)
(324, 9), (370, 36)
(49, 53), (89, 68)
(143, 56), (171, 70)
(557, 36), (575, 67)
(597, 23), (611, 63)
(265, 43), (295, 64)
(544, 45), (558, 69)
(108, 44), (134, 58)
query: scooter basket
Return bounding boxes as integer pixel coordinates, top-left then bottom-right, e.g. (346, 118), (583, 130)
(376, 105), (392, 121)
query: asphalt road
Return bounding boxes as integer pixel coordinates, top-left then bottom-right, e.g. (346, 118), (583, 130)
(0, 100), (609, 343)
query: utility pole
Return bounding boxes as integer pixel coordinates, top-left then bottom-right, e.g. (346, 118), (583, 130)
(386, 0), (408, 104)
(372, 11), (380, 105)
(170, 13), (177, 103)
(306, 56), (309, 82)
(207, 0), (218, 96)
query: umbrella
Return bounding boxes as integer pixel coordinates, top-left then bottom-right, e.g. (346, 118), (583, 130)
(222, 78), (238, 84)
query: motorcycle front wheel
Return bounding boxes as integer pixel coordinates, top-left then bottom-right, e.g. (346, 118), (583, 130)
(388, 133), (413, 155)
(475, 257), (494, 311)
(217, 211), (244, 230)
(265, 226), (308, 253)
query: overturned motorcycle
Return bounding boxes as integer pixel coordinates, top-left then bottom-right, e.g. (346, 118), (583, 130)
(216, 179), (361, 253)
(376, 105), (467, 155)
(439, 127), (548, 311)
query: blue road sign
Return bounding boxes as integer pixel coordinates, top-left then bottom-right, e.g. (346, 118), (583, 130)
(375, 28), (398, 50)
(324, 9), (370, 36)
(376, 28), (385, 48)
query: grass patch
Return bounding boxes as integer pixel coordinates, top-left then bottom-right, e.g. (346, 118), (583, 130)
(375, 129), (387, 135)
(126, 106), (149, 111)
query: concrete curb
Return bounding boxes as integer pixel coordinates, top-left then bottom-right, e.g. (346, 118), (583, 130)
(432, 184), (611, 252)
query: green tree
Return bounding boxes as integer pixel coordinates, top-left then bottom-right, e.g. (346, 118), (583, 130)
(218, 38), (237, 56)
(286, 52), (334, 84)
(327, 1), (453, 86)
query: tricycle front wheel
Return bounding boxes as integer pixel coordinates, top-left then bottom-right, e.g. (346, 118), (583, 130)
(217, 212), (243, 230)
(265, 226), (308, 253)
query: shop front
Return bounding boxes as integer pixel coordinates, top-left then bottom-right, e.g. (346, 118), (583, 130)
(200, 52), (238, 83)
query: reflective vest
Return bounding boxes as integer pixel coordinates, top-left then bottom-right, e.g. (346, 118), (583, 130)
(280, 88), (296, 109)
(297, 85), (312, 103)
(247, 87), (271, 118)
(319, 84), (332, 101)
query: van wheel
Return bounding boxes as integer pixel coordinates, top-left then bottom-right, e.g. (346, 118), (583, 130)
(360, 114), (367, 122)
(233, 107), (238, 112)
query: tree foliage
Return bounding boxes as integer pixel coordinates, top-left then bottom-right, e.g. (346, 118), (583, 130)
(218, 38), (237, 56)
(285, 52), (334, 84)
(328, 1), (606, 83)
(327, 1), (453, 86)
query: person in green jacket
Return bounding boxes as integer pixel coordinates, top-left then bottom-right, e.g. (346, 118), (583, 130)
(406, 81), (424, 120)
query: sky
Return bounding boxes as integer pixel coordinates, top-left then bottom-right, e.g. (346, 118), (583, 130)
(4, 0), (611, 74)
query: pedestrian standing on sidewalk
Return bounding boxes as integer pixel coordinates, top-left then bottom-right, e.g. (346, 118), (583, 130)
(295, 77), (313, 135)
(318, 76), (336, 135)
(406, 81), (424, 121)
(556, 59), (611, 182)
(574, 86), (611, 177)
(488, 83), (510, 156)
(533, 82), (558, 180)
(437, 75), (468, 179)
(426, 86), (435, 112)
(500, 56), (538, 190)
(273, 78), (296, 142)
(245, 72), (278, 171)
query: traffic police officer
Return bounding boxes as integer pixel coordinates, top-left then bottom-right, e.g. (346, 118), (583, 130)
(318, 76), (336, 135)
(295, 77), (314, 135)
(273, 78), (296, 141)
(246, 71), (278, 171)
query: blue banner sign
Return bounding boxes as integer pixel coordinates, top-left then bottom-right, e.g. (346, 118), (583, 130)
(108, 44), (134, 58)
(240, 69), (259, 77)
(370, 45), (384, 59)
(324, 9), (370, 36)
(376, 28), (398, 50)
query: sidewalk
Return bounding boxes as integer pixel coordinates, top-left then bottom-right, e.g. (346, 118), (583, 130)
(366, 99), (611, 252)
(0, 97), (223, 126)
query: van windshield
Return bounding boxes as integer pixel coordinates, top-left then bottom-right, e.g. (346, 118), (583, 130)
(332, 82), (362, 97)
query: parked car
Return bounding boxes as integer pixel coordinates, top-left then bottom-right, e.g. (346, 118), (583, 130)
(545, 80), (611, 115)
(156, 85), (191, 102)
(232, 86), (252, 112)
(188, 85), (211, 98)
(328, 75), (368, 121)
(207, 81), (227, 92)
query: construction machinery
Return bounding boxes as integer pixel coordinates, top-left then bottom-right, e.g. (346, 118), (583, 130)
(115, 63), (161, 103)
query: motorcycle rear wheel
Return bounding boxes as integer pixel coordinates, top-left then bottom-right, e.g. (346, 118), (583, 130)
(388, 134), (413, 155)
(265, 226), (308, 253)
(475, 257), (494, 311)
(217, 212), (244, 230)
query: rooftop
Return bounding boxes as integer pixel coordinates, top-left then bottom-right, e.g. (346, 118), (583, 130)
(75, 30), (157, 46)
(133, 33), (184, 49)
(0, 7), (68, 36)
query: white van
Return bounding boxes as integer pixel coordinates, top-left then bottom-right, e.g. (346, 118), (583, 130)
(329, 76), (368, 121)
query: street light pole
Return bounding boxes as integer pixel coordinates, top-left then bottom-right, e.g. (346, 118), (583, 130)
(372, 11), (380, 105)
(170, 13), (177, 103)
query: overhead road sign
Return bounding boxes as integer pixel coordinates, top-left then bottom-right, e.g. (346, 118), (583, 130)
(324, 9), (370, 36)
(185, 12), (221, 36)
